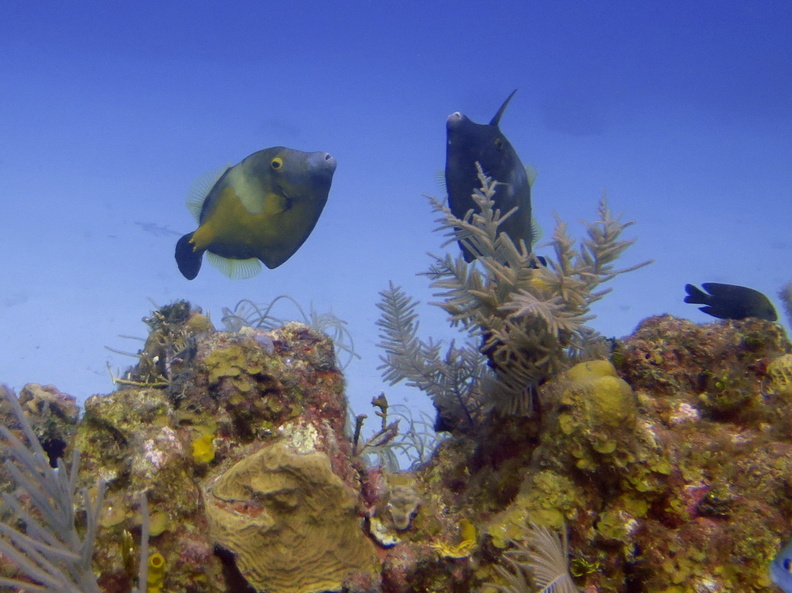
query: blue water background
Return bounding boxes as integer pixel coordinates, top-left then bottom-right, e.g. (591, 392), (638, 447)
(1, 1), (790, 431)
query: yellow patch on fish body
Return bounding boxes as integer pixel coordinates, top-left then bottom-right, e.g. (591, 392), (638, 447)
(175, 147), (336, 280)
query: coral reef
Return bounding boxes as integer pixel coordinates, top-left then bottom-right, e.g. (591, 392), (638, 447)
(473, 316), (792, 593)
(3, 304), (376, 593)
(221, 296), (360, 370)
(2, 302), (792, 592)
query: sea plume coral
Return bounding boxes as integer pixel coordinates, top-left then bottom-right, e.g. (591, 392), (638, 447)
(0, 385), (104, 593)
(376, 283), (488, 430)
(0, 385), (150, 593)
(377, 166), (650, 426)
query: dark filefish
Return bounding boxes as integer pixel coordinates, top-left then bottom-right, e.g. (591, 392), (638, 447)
(445, 90), (533, 262)
(175, 147), (336, 280)
(684, 282), (777, 321)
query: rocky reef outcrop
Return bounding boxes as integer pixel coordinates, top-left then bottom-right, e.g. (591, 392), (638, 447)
(1, 304), (791, 593)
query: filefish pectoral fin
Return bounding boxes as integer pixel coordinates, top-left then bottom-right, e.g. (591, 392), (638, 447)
(175, 232), (204, 280)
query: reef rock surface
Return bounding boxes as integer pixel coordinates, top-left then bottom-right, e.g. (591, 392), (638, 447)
(2, 305), (791, 593)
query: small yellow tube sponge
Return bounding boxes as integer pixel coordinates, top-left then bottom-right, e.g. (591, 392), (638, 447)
(147, 552), (165, 593)
(191, 433), (215, 464)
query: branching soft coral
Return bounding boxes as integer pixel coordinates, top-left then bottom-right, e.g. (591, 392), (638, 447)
(376, 283), (488, 430)
(0, 385), (151, 593)
(377, 166), (650, 427)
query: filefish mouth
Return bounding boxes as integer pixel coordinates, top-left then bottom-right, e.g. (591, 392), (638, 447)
(311, 152), (337, 183)
(319, 151), (337, 172)
(446, 112), (467, 131)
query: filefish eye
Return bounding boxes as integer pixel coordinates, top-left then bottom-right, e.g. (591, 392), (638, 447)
(271, 157), (284, 170)
(785, 557), (792, 572)
(494, 137), (504, 150)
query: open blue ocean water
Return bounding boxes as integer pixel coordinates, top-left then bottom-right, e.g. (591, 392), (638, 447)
(1, 1), (790, 431)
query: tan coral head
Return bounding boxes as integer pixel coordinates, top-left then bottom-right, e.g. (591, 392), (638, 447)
(204, 441), (377, 593)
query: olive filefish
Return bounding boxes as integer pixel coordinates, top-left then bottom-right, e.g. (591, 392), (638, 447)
(445, 90), (534, 262)
(684, 282), (777, 321)
(175, 147), (336, 280)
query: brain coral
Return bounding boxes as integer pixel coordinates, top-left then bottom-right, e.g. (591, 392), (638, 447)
(204, 441), (378, 593)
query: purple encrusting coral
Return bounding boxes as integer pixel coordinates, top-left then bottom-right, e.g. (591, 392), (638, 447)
(1, 303), (791, 593)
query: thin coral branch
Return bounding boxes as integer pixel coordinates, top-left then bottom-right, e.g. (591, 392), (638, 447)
(221, 295), (361, 369)
(376, 283), (486, 428)
(0, 387), (103, 593)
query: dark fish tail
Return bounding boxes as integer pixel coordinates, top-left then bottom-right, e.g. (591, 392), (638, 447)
(175, 233), (204, 280)
(489, 89), (518, 126)
(683, 283), (710, 305)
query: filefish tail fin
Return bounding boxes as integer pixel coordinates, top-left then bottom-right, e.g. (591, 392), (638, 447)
(489, 89), (517, 126)
(175, 233), (204, 280)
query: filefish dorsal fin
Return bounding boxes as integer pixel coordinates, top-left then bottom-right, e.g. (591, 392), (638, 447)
(186, 165), (231, 222)
(489, 89), (518, 126)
